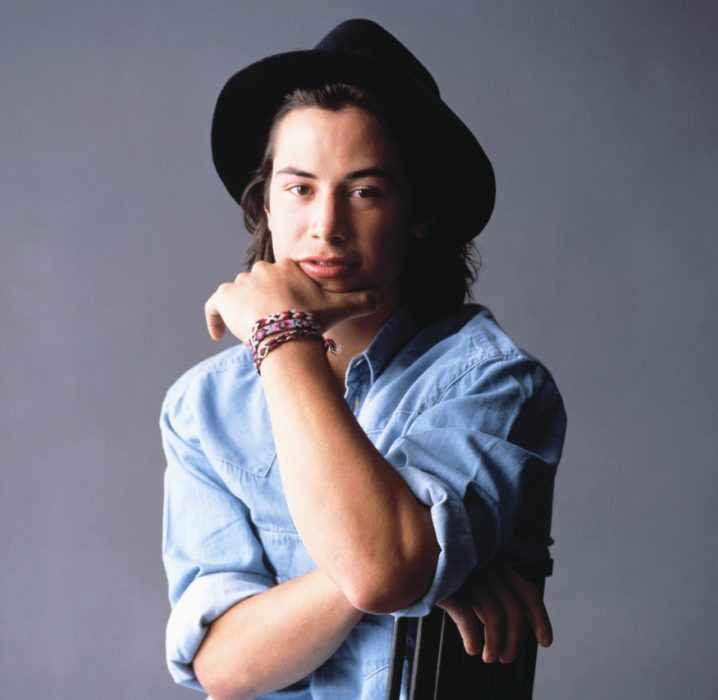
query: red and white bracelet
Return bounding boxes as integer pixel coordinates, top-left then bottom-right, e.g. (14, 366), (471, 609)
(248, 310), (337, 374)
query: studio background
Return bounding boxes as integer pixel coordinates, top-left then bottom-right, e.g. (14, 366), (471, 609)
(2, 2), (716, 698)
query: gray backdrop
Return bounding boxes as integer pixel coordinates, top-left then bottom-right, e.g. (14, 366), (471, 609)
(2, 1), (716, 698)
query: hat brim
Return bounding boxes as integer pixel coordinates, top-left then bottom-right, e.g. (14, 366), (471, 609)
(211, 49), (495, 242)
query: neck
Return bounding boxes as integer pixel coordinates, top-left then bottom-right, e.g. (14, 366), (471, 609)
(326, 302), (398, 388)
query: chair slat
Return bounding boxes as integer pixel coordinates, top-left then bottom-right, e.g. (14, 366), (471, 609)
(386, 560), (552, 700)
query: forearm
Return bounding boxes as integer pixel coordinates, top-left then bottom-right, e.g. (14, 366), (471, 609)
(260, 339), (439, 612)
(193, 568), (363, 700)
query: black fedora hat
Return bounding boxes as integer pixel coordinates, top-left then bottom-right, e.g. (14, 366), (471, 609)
(211, 18), (495, 242)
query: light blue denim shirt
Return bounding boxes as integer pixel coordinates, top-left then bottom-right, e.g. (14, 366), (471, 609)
(161, 304), (566, 698)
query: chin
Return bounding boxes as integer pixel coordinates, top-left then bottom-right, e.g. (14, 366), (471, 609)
(311, 276), (365, 293)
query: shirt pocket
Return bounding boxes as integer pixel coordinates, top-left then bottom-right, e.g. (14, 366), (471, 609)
(207, 449), (299, 536)
(203, 429), (275, 478)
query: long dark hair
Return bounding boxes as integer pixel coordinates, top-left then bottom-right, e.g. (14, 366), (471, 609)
(239, 83), (479, 321)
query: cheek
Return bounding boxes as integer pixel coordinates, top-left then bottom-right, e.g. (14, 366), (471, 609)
(266, 206), (299, 254)
(378, 215), (411, 256)
(368, 226), (411, 279)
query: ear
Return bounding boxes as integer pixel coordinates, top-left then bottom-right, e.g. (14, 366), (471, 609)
(411, 209), (439, 241)
(412, 219), (430, 240)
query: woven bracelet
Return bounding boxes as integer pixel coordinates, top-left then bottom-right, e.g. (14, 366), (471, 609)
(248, 311), (336, 374)
(249, 310), (321, 352)
(253, 328), (337, 374)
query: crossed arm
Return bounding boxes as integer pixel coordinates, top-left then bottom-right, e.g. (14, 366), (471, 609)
(188, 261), (551, 699)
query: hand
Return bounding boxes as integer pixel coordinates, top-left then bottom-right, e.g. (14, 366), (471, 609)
(204, 260), (380, 343)
(437, 558), (553, 664)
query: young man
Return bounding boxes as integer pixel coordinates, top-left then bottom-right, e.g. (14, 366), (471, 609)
(162, 19), (566, 700)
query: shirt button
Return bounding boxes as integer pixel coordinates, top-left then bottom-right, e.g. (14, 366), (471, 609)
(353, 398), (359, 412)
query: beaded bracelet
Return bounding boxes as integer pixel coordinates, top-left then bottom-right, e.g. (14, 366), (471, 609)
(253, 329), (337, 373)
(248, 310), (336, 374)
(249, 311), (320, 354)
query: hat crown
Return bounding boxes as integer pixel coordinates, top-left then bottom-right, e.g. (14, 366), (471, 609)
(314, 19), (440, 97)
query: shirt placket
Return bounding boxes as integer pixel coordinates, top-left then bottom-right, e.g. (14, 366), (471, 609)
(344, 355), (371, 416)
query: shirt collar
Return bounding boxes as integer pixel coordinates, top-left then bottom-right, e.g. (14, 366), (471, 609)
(346, 307), (422, 385)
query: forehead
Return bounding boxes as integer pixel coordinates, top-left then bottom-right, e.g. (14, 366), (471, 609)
(270, 106), (400, 171)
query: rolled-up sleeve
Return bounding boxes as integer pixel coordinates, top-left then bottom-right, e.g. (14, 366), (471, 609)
(161, 398), (276, 690)
(385, 355), (566, 617)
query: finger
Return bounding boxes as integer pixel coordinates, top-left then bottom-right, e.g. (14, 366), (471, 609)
(322, 289), (382, 325)
(204, 296), (226, 340)
(499, 561), (553, 647)
(467, 587), (504, 663)
(437, 597), (484, 656)
(482, 570), (523, 664)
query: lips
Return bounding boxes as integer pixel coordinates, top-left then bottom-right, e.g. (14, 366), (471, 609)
(298, 257), (358, 279)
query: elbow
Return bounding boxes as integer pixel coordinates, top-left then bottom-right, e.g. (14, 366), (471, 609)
(194, 650), (257, 700)
(346, 568), (429, 614)
(344, 550), (439, 614)
(195, 673), (256, 700)
(347, 587), (413, 616)
(341, 506), (441, 614)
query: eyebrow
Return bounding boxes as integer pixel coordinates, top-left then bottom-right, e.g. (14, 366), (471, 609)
(275, 166), (398, 183)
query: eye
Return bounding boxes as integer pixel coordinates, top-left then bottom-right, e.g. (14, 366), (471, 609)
(287, 184), (312, 196)
(349, 187), (381, 199)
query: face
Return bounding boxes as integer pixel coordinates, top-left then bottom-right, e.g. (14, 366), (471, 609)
(265, 106), (411, 309)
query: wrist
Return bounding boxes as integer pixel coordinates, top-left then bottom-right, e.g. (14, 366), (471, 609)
(257, 334), (330, 376)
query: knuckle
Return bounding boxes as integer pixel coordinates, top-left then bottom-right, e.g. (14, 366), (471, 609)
(504, 607), (522, 628)
(458, 609), (477, 628)
(479, 606), (502, 628)
(251, 260), (269, 273)
(358, 290), (375, 308)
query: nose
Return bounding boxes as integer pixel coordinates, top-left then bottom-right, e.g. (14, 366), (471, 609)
(309, 191), (347, 243)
